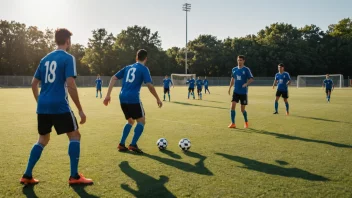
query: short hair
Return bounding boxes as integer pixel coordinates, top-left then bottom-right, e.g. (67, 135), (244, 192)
(326, 74), (330, 76)
(237, 55), (245, 60)
(137, 49), (148, 61)
(278, 63), (285, 67)
(55, 28), (72, 45)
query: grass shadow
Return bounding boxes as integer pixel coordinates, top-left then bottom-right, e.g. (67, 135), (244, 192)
(160, 149), (182, 159)
(119, 161), (176, 198)
(275, 160), (289, 166)
(171, 101), (227, 110)
(71, 184), (99, 198)
(292, 115), (350, 124)
(22, 185), (38, 198)
(237, 128), (352, 148)
(216, 153), (329, 181)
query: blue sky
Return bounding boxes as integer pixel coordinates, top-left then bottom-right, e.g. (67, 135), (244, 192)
(1, 0), (351, 49)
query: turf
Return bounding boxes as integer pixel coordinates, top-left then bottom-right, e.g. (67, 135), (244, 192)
(0, 86), (351, 198)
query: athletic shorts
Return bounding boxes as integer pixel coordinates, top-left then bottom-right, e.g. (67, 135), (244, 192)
(38, 112), (78, 135)
(326, 89), (332, 94)
(232, 93), (248, 105)
(188, 88), (194, 92)
(276, 90), (289, 99)
(164, 88), (170, 94)
(197, 88), (202, 93)
(96, 87), (101, 91)
(120, 103), (145, 120)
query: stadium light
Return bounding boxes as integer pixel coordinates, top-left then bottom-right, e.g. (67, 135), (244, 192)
(183, 3), (191, 74)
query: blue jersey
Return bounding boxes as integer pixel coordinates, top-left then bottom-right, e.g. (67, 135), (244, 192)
(163, 78), (173, 88)
(275, 72), (291, 92)
(186, 79), (195, 88)
(231, 66), (254, 95)
(196, 79), (203, 89)
(34, 50), (77, 114)
(323, 79), (333, 89)
(115, 62), (152, 104)
(95, 78), (102, 88)
(203, 79), (209, 87)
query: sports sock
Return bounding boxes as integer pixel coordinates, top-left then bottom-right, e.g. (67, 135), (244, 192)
(68, 140), (80, 177)
(168, 94), (170, 101)
(231, 110), (236, 124)
(243, 111), (248, 122)
(275, 101), (278, 112)
(285, 102), (289, 112)
(131, 123), (144, 146)
(120, 123), (133, 145)
(24, 143), (44, 177)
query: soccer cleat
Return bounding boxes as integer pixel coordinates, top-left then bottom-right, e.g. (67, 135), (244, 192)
(128, 145), (143, 154)
(244, 122), (249, 129)
(20, 176), (39, 185)
(69, 173), (93, 185)
(273, 112), (278, 114)
(228, 123), (236, 128)
(118, 143), (128, 152)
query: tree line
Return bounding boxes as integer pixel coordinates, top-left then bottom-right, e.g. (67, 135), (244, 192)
(0, 18), (351, 77)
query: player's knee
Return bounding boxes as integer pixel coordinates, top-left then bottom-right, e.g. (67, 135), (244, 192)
(67, 130), (81, 141)
(38, 135), (50, 146)
(127, 119), (135, 125)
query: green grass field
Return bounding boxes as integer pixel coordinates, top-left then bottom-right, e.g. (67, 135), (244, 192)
(0, 86), (352, 198)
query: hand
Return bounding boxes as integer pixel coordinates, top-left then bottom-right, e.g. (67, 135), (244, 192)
(242, 83), (248, 88)
(157, 99), (163, 108)
(103, 96), (111, 106)
(272, 86), (275, 89)
(79, 110), (86, 124)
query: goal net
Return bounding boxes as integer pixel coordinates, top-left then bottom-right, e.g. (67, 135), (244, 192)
(171, 74), (196, 86)
(297, 74), (343, 88)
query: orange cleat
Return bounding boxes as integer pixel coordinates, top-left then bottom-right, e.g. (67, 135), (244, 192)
(228, 123), (236, 128)
(128, 145), (144, 154)
(118, 144), (128, 152)
(20, 176), (39, 185)
(244, 122), (249, 129)
(69, 173), (93, 185)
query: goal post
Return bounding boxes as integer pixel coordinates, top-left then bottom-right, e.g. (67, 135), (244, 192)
(296, 74), (343, 88)
(170, 73), (196, 86)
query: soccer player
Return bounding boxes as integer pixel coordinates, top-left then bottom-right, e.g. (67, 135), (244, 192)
(272, 63), (291, 115)
(103, 49), (162, 153)
(95, 74), (103, 98)
(204, 76), (210, 94)
(186, 76), (195, 99)
(20, 28), (93, 185)
(163, 75), (173, 101)
(196, 77), (203, 100)
(322, 74), (334, 103)
(228, 55), (254, 129)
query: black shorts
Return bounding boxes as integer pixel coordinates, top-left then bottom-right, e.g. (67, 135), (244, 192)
(38, 112), (78, 135)
(188, 88), (194, 92)
(276, 90), (289, 99)
(96, 87), (101, 91)
(121, 103), (145, 120)
(164, 88), (170, 94)
(326, 89), (332, 94)
(197, 88), (202, 93)
(232, 93), (248, 105)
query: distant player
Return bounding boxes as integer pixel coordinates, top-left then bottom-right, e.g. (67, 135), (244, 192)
(322, 74), (334, 103)
(272, 63), (291, 115)
(103, 49), (162, 153)
(186, 76), (195, 99)
(204, 76), (210, 94)
(95, 74), (103, 98)
(20, 28), (93, 185)
(163, 75), (173, 101)
(196, 77), (203, 100)
(228, 55), (254, 129)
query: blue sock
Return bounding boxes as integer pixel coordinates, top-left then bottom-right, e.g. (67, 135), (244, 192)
(285, 102), (289, 112)
(168, 94), (170, 101)
(96, 92), (98, 97)
(243, 111), (248, 122)
(328, 96), (330, 101)
(68, 140), (80, 177)
(131, 123), (144, 146)
(231, 110), (236, 124)
(24, 143), (44, 177)
(100, 92), (102, 98)
(120, 123), (132, 145)
(188, 92), (190, 99)
(275, 101), (278, 112)
(164, 94), (165, 100)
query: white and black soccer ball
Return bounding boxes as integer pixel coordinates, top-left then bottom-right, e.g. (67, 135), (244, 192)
(179, 138), (191, 151)
(156, 138), (168, 150)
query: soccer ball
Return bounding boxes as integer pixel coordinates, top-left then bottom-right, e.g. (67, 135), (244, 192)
(179, 138), (191, 151)
(156, 138), (168, 150)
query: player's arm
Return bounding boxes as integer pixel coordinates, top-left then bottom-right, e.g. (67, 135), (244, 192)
(286, 73), (291, 86)
(146, 83), (162, 107)
(272, 80), (278, 89)
(31, 77), (40, 102)
(243, 68), (254, 88)
(228, 77), (234, 95)
(104, 76), (118, 105)
(244, 78), (254, 87)
(170, 80), (174, 88)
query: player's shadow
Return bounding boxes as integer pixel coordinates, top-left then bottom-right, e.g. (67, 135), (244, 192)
(216, 153), (329, 181)
(237, 128), (352, 148)
(160, 149), (182, 159)
(292, 115), (350, 124)
(70, 185), (100, 198)
(171, 101), (227, 110)
(119, 161), (176, 198)
(22, 185), (38, 198)
(202, 100), (225, 104)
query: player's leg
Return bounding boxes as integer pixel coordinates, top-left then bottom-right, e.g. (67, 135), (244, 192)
(197, 89), (200, 99)
(167, 89), (170, 101)
(327, 90), (331, 102)
(200, 89), (202, 100)
(240, 95), (249, 128)
(274, 91), (281, 114)
(229, 93), (238, 128)
(128, 103), (146, 153)
(21, 114), (52, 185)
(207, 87), (210, 94)
(119, 104), (134, 151)
(163, 88), (166, 101)
(284, 98), (289, 115)
(99, 89), (102, 98)
(96, 88), (98, 98)
(192, 89), (195, 99)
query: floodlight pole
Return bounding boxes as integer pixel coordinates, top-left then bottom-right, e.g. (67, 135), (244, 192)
(183, 3), (191, 74)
